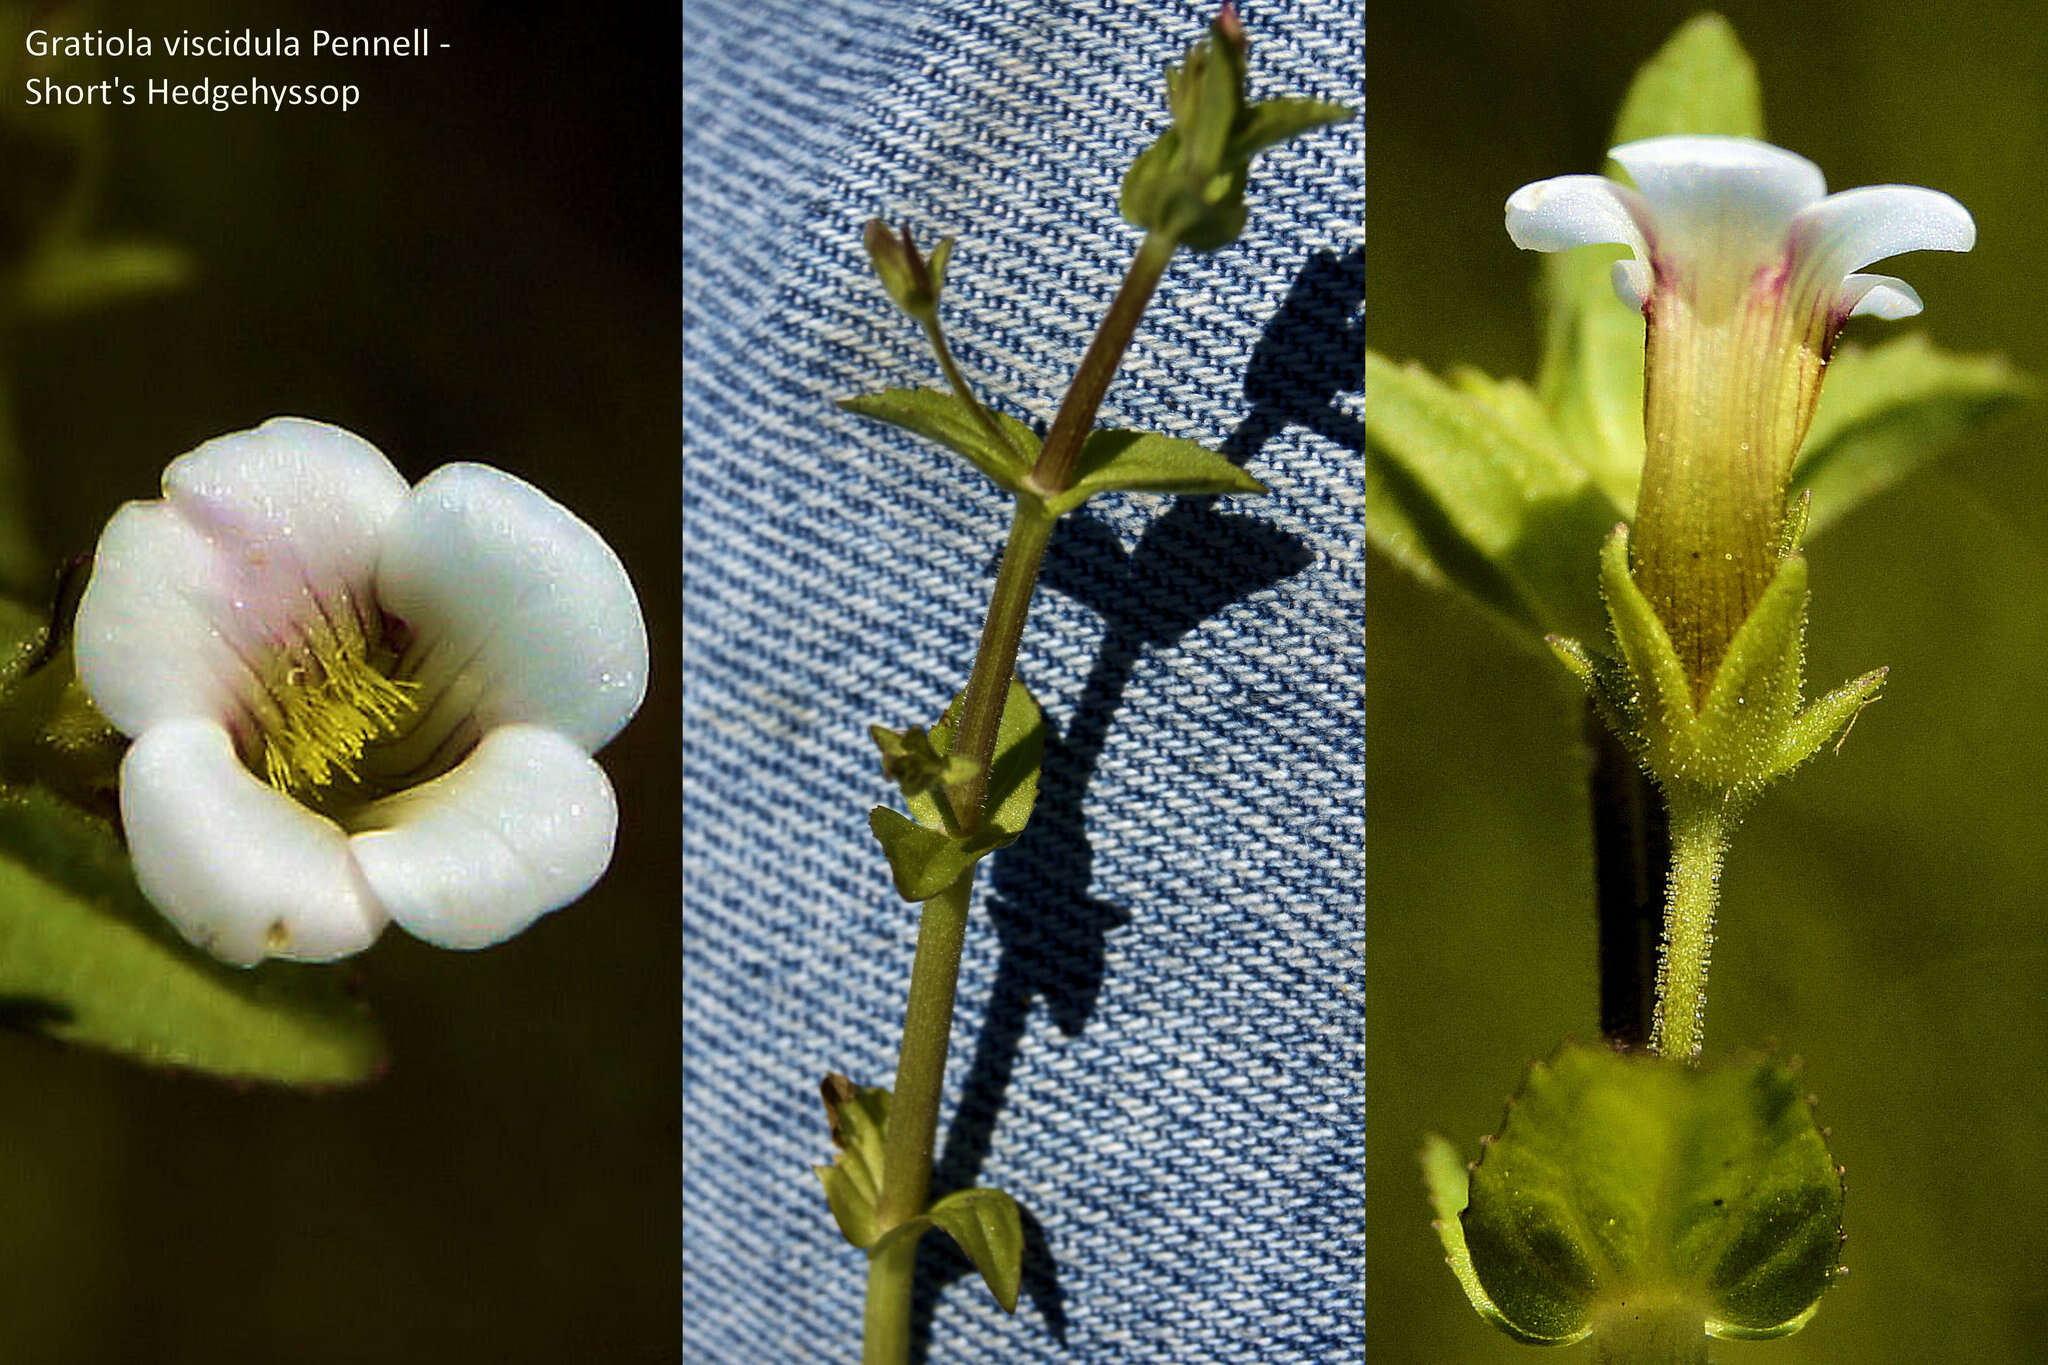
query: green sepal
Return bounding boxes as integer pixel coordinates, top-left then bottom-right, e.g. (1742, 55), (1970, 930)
(1793, 335), (2033, 539)
(869, 680), (1043, 901)
(1120, 15), (1351, 251)
(860, 219), (952, 321)
(1447, 1044), (1843, 1347)
(0, 783), (383, 1085)
(1562, 527), (1884, 802)
(1366, 352), (1621, 641)
(869, 723), (974, 825)
(1044, 428), (1265, 517)
(874, 1185), (1026, 1314)
(0, 593), (124, 806)
(814, 1073), (893, 1248)
(840, 388), (1040, 493)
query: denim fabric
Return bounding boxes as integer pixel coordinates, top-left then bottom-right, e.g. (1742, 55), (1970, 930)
(683, 2), (1362, 1359)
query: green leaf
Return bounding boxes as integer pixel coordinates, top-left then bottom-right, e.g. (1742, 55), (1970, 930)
(1045, 428), (1265, 517)
(1226, 98), (1354, 163)
(1366, 350), (1620, 639)
(1794, 335), (2033, 539)
(868, 807), (981, 902)
(1423, 1134), (1563, 1344)
(869, 680), (1043, 901)
(814, 1073), (892, 1249)
(839, 388), (1039, 492)
(0, 784), (382, 1085)
(1535, 15), (1765, 512)
(1460, 1045), (1843, 1347)
(876, 1185), (1026, 1314)
(1607, 14), (1765, 148)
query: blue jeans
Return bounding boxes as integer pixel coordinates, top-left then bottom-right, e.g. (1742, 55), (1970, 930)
(683, 2), (1362, 1357)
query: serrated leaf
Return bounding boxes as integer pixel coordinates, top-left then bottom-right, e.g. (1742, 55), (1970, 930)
(1367, 351), (1620, 639)
(875, 1185), (1025, 1314)
(0, 784), (381, 1085)
(840, 388), (1038, 492)
(1536, 16), (1764, 511)
(814, 1073), (892, 1249)
(1045, 428), (1265, 517)
(1423, 1134), (1563, 1344)
(1793, 335), (2032, 539)
(869, 680), (1043, 902)
(1461, 1045), (1843, 1348)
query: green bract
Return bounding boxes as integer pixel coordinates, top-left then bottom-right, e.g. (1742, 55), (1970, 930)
(868, 680), (1044, 901)
(1428, 1045), (1843, 1350)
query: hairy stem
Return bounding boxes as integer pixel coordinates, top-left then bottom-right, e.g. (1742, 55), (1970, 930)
(1649, 798), (1732, 1062)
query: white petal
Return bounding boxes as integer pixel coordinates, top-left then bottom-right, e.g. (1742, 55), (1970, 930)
(1505, 174), (1650, 258)
(120, 719), (388, 965)
(76, 502), (248, 735)
(349, 724), (619, 950)
(1791, 184), (1976, 282)
(1611, 136), (1826, 244)
(1612, 259), (1653, 311)
(74, 418), (412, 737)
(376, 463), (648, 758)
(1839, 273), (1925, 320)
(163, 418), (411, 593)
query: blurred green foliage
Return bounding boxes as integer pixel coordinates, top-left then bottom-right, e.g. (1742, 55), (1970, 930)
(0, 0), (677, 1360)
(1371, 3), (2047, 1361)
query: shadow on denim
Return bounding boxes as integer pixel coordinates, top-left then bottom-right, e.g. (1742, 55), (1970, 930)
(906, 245), (1360, 1355)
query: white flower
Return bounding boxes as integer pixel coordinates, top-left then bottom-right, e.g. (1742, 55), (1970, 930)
(1504, 136), (1974, 681)
(74, 418), (648, 965)
(1505, 135), (1974, 328)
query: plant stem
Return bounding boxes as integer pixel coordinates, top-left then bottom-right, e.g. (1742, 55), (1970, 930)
(861, 226), (1181, 1362)
(877, 871), (975, 1230)
(942, 229), (1179, 827)
(1027, 230), (1177, 495)
(1649, 798), (1732, 1062)
(940, 503), (1054, 830)
(920, 313), (1030, 470)
(1587, 708), (1668, 1049)
(862, 1231), (922, 1365)
(863, 869), (975, 1360)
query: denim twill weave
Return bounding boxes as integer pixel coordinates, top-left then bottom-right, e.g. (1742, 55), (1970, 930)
(684, 2), (1362, 1359)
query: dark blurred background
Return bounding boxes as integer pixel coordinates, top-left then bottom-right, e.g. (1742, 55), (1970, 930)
(1372, 3), (2048, 1362)
(3, 1), (678, 1360)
